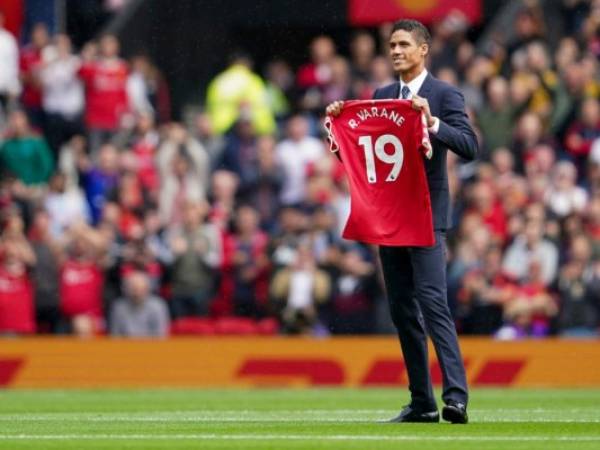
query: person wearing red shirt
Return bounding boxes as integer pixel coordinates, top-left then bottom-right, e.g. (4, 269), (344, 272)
(129, 112), (160, 195)
(0, 234), (36, 334)
(296, 36), (336, 113)
(59, 225), (107, 336)
(78, 34), (130, 152)
(467, 181), (508, 245)
(19, 23), (49, 129)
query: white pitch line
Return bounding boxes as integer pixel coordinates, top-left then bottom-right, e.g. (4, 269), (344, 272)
(0, 408), (598, 423)
(0, 434), (600, 442)
(0, 415), (598, 423)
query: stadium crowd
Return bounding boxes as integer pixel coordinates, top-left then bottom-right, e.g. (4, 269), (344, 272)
(0, 1), (599, 338)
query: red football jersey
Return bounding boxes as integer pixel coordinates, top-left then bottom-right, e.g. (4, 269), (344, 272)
(79, 59), (129, 130)
(326, 99), (434, 246)
(59, 260), (104, 318)
(0, 267), (35, 333)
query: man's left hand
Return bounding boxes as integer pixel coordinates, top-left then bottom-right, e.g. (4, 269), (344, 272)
(411, 95), (435, 127)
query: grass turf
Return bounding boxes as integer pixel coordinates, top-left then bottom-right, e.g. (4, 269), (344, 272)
(0, 388), (599, 449)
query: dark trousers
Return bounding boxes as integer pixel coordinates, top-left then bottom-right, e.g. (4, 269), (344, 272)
(379, 231), (468, 410)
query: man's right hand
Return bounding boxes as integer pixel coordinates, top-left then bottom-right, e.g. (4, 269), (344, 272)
(326, 101), (344, 116)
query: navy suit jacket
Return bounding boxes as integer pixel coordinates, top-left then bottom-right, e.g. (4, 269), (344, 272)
(373, 74), (478, 230)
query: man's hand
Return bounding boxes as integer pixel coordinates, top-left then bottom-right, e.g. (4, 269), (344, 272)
(411, 95), (435, 127)
(326, 101), (344, 116)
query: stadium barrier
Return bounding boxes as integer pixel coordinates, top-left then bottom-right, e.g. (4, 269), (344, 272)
(1, 337), (599, 388)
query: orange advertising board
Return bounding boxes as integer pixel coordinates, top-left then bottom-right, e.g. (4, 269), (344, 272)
(0, 337), (599, 388)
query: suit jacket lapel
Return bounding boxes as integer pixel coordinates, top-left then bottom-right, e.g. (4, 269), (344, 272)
(417, 73), (433, 97)
(392, 81), (400, 99)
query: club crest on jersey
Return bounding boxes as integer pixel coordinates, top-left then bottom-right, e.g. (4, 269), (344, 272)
(349, 107), (406, 130)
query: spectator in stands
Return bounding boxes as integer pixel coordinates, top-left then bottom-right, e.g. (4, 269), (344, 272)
(19, 22), (49, 129)
(192, 112), (225, 170)
(238, 135), (283, 231)
(276, 115), (325, 205)
(490, 147), (519, 193)
(557, 234), (599, 336)
(269, 205), (310, 269)
(78, 34), (130, 152)
(447, 217), (493, 306)
(0, 10), (20, 121)
(270, 243), (330, 334)
(218, 114), (258, 185)
(349, 31), (376, 82)
(564, 98), (600, 175)
(59, 223), (108, 336)
(296, 35), (336, 94)
(79, 143), (120, 224)
(0, 212), (36, 334)
(524, 41), (560, 120)
(477, 76), (520, 155)
(109, 270), (169, 337)
(582, 0), (600, 57)
(263, 59), (293, 123)
(457, 245), (511, 335)
(118, 111), (161, 199)
(0, 110), (53, 185)
(502, 216), (559, 286)
(142, 207), (171, 268)
(307, 205), (340, 267)
(127, 53), (171, 123)
(328, 246), (378, 334)
(167, 200), (221, 318)
(544, 161), (588, 218)
(228, 205), (270, 317)
(297, 36), (338, 113)
(498, 258), (558, 339)
(361, 55), (394, 99)
(554, 37), (580, 75)
(206, 53), (275, 136)
(465, 181), (508, 245)
(157, 123), (209, 226)
(505, 6), (545, 63)
(38, 34), (85, 156)
(460, 54), (493, 112)
(512, 112), (555, 172)
(55, 134), (86, 189)
(322, 56), (354, 107)
(113, 170), (150, 240)
(28, 209), (62, 333)
(44, 172), (90, 239)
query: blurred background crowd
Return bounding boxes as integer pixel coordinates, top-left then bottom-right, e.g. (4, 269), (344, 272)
(0, 0), (599, 338)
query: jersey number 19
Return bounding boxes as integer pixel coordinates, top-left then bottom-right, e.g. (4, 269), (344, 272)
(358, 134), (404, 184)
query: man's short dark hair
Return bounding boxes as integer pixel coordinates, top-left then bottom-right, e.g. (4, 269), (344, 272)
(391, 19), (432, 47)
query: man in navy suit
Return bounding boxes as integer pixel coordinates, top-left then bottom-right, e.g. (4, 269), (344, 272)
(326, 19), (477, 424)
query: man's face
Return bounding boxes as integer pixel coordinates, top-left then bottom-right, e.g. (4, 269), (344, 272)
(389, 30), (427, 74)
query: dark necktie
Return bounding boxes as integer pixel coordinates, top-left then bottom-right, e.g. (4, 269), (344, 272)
(401, 85), (411, 99)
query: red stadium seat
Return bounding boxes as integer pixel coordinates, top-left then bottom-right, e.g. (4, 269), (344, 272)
(170, 318), (216, 335)
(256, 318), (279, 335)
(214, 317), (258, 335)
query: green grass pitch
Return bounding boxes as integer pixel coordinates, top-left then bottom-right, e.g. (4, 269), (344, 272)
(0, 388), (599, 449)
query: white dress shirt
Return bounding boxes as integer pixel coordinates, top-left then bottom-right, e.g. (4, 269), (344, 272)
(399, 69), (440, 134)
